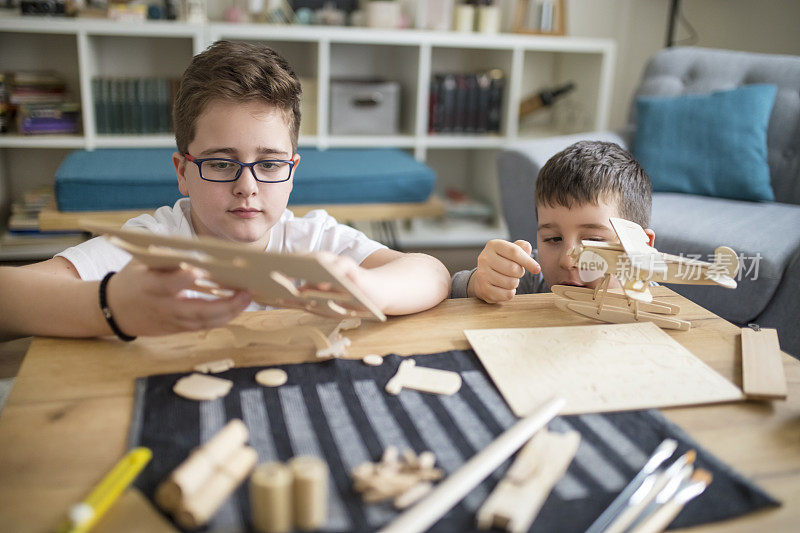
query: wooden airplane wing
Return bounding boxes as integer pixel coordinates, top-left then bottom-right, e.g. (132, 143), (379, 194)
(82, 222), (386, 321)
(609, 217), (668, 279)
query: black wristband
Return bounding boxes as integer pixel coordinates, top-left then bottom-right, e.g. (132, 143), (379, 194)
(99, 271), (137, 342)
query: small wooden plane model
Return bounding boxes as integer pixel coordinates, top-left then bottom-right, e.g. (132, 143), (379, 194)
(82, 223), (386, 322)
(553, 217), (739, 331)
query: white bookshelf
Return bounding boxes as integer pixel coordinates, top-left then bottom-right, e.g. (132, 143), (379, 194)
(0, 17), (615, 249)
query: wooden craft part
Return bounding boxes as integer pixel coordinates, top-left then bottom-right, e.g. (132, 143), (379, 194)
(316, 329), (351, 359)
(476, 429), (580, 532)
(558, 217), (738, 331)
(465, 322), (743, 416)
(83, 222), (386, 321)
(176, 446), (258, 529)
(741, 326), (788, 400)
(250, 462), (294, 533)
(256, 369), (289, 387)
(352, 447), (442, 505)
(173, 373), (233, 401)
(155, 419), (249, 513)
(289, 456), (329, 531)
(362, 354), (384, 366)
(609, 217), (667, 277)
(394, 481), (433, 510)
(378, 397), (566, 533)
(194, 358), (235, 374)
(385, 359), (462, 396)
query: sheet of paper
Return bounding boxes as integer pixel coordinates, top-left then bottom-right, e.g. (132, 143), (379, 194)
(465, 322), (743, 416)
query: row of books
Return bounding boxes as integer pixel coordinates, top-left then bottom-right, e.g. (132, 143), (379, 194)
(1, 187), (85, 260)
(1, 71), (81, 135)
(428, 70), (505, 134)
(92, 77), (179, 135)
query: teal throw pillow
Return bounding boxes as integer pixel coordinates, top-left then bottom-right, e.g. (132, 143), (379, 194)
(633, 84), (777, 202)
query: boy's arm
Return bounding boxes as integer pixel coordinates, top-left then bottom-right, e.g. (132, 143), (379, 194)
(324, 248), (451, 315)
(468, 239), (541, 303)
(0, 257), (250, 341)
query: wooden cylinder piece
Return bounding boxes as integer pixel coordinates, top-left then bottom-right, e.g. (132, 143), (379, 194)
(250, 462), (294, 533)
(289, 456), (329, 531)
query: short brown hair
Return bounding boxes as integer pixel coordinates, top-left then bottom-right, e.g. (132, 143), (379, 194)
(173, 40), (302, 155)
(535, 141), (652, 227)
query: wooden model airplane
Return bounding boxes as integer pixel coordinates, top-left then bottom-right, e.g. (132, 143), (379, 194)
(82, 223), (386, 322)
(553, 217), (739, 331)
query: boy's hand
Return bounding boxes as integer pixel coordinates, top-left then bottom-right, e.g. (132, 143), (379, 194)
(468, 239), (541, 303)
(108, 259), (252, 336)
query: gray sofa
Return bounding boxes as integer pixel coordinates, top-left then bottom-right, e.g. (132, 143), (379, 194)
(497, 47), (800, 357)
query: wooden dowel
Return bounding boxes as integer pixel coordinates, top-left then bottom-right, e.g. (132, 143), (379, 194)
(377, 397), (565, 533)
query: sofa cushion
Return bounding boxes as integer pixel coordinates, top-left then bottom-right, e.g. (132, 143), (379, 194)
(651, 192), (800, 323)
(55, 147), (435, 211)
(634, 84), (777, 202)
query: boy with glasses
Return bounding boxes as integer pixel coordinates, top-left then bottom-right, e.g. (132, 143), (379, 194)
(0, 41), (451, 340)
(451, 141), (655, 302)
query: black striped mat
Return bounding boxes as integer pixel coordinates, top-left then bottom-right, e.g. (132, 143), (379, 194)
(129, 349), (778, 532)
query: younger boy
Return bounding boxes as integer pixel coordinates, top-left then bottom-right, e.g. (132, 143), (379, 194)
(451, 140), (654, 302)
(0, 41), (451, 340)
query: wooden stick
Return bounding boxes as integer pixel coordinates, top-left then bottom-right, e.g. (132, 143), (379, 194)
(377, 397), (566, 533)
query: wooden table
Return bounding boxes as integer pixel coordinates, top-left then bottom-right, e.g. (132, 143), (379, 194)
(0, 287), (797, 532)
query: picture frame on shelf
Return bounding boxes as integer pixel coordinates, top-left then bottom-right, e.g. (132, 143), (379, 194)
(513, 0), (565, 36)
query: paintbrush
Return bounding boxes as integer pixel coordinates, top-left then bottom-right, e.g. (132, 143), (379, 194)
(626, 469), (713, 533)
(584, 439), (677, 533)
(600, 450), (696, 533)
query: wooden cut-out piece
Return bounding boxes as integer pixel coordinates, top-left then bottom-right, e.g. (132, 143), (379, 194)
(256, 369), (288, 387)
(378, 397), (566, 533)
(91, 489), (178, 533)
(476, 429), (580, 532)
(741, 327), (787, 400)
(82, 222), (386, 321)
(156, 420), (257, 529)
(465, 323), (743, 416)
(352, 447), (442, 505)
(385, 359), (462, 396)
(394, 482), (433, 510)
(173, 373), (233, 401)
(556, 217), (738, 331)
(194, 358), (235, 374)
(289, 456), (329, 531)
(250, 462), (293, 533)
(362, 354), (384, 366)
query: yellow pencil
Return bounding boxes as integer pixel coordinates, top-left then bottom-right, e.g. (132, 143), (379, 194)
(58, 447), (152, 533)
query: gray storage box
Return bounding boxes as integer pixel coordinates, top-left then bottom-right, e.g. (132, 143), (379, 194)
(330, 80), (400, 135)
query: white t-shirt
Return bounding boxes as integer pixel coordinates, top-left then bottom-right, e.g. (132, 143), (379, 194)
(57, 198), (386, 310)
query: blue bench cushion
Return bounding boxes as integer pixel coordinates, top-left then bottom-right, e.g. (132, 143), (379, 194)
(55, 147), (435, 212)
(55, 148), (182, 212)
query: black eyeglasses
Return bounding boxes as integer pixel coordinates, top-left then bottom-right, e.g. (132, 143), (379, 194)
(184, 153), (295, 183)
